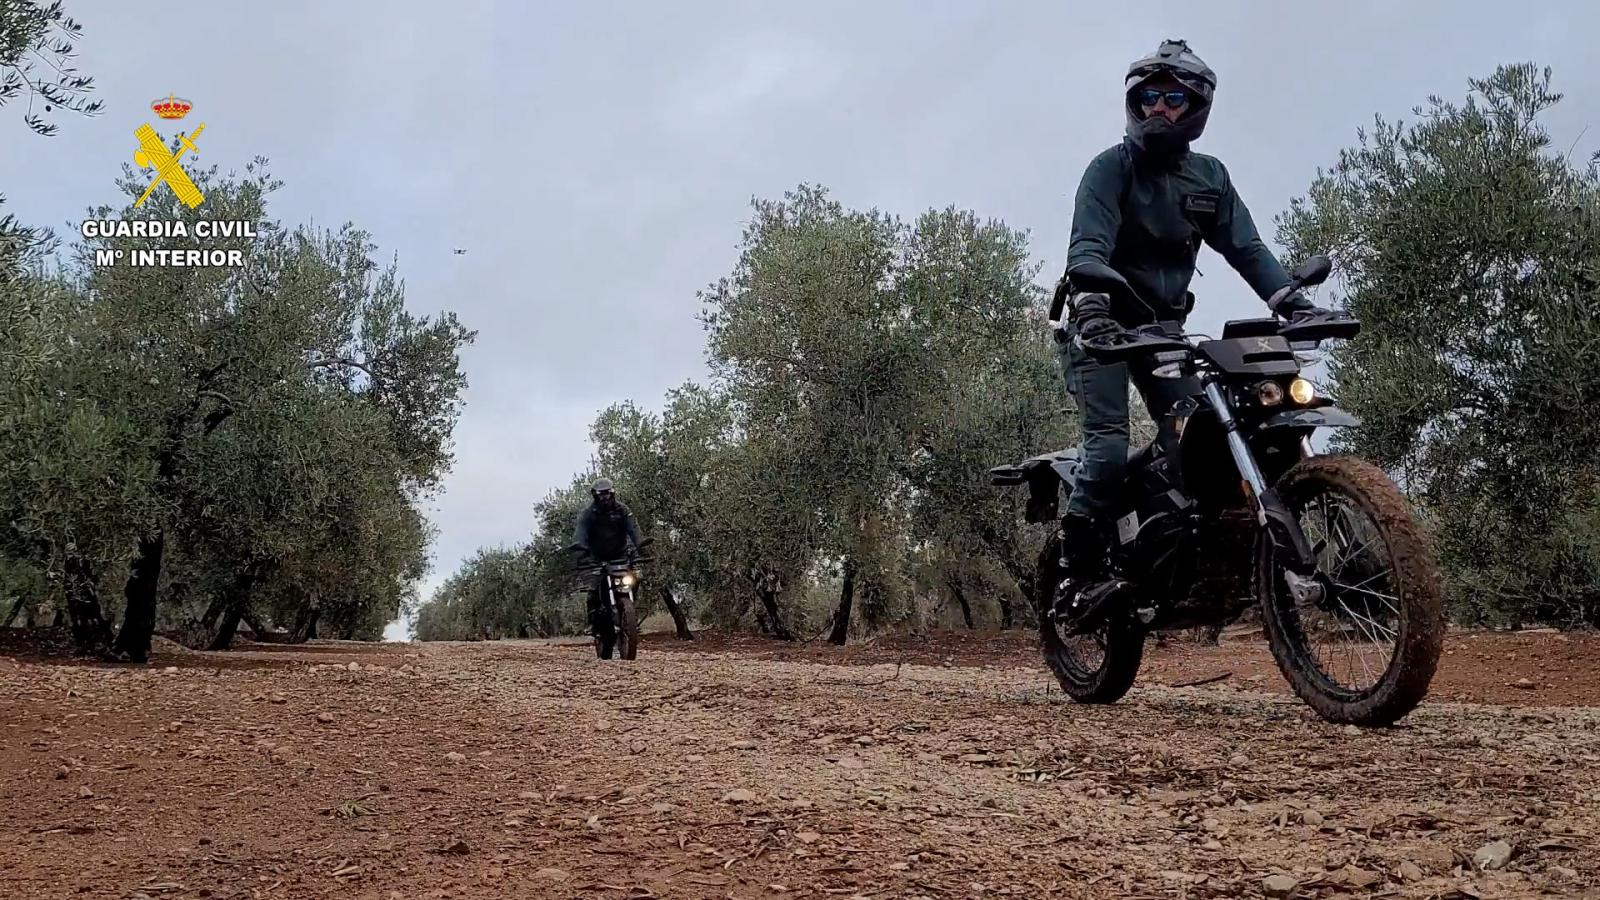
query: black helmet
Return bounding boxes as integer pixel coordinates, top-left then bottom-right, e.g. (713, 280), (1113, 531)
(1124, 38), (1217, 156)
(591, 478), (615, 501)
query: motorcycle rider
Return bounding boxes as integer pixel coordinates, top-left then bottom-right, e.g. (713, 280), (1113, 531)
(571, 478), (645, 642)
(1049, 38), (1330, 627)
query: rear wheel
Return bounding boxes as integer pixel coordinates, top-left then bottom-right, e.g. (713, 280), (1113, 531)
(1036, 531), (1145, 703)
(1256, 455), (1444, 725)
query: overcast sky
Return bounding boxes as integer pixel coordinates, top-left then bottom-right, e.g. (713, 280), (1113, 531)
(3, 1), (1594, 638)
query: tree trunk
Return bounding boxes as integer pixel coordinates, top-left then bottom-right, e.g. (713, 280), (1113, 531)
(114, 531), (165, 663)
(64, 556), (114, 655)
(207, 604), (246, 651)
(199, 594), (229, 629)
(659, 587), (694, 640)
(827, 558), (857, 646)
(998, 595), (1015, 630)
(758, 588), (796, 641)
(289, 594), (321, 643)
(3, 595), (25, 628)
(203, 563), (267, 652)
(948, 577), (975, 630)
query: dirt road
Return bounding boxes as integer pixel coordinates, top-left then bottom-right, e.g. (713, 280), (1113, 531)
(2, 631), (1597, 899)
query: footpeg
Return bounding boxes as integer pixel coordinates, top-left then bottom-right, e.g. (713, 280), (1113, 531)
(1057, 579), (1135, 635)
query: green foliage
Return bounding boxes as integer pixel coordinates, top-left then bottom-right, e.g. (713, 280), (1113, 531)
(412, 544), (575, 642)
(0, 1), (104, 137)
(420, 187), (1073, 641)
(1, 158), (474, 651)
(1277, 63), (1600, 626)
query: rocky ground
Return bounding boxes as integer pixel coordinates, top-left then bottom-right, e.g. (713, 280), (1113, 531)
(1, 628), (1596, 899)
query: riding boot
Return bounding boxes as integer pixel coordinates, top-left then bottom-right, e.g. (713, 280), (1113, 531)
(1052, 512), (1125, 630)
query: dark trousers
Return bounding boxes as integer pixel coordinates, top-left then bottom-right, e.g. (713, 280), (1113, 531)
(1056, 324), (1199, 518)
(587, 574), (615, 636)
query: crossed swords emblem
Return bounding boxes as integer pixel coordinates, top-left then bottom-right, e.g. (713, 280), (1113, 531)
(133, 121), (207, 209)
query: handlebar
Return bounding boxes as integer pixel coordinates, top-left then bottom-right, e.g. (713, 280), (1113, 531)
(1079, 311), (1359, 365)
(574, 556), (654, 575)
(1078, 325), (1194, 362)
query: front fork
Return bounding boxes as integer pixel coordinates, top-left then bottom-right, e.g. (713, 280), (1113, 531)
(1202, 379), (1319, 576)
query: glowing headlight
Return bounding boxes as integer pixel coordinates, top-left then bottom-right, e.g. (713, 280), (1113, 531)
(1289, 378), (1315, 405)
(1255, 381), (1285, 407)
(615, 573), (636, 588)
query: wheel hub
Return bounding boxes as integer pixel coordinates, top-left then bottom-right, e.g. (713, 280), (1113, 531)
(1284, 570), (1327, 608)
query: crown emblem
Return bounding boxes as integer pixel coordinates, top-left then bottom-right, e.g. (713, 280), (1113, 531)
(151, 94), (192, 120)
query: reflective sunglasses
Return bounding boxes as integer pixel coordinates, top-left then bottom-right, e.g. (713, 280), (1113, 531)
(1138, 88), (1190, 109)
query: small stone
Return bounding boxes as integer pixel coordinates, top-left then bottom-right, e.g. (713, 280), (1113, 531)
(1340, 866), (1380, 889)
(1551, 866), (1578, 880)
(1512, 678), (1538, 690)
(163, 667), (179, 674)
(441, 839), (470, 855)
(517, 791), (540, 800)
(535, 867), (571, 881)
(685, 754), (704, 763)
(795, 831), (821, 844)
(1301, 809), (1324, 827)
(1261, 874), (1299, 897)
(445, 751), (467, 763)
(1229, 753), (1250, 767)
(347, 662), (360, 672)
(1202, 839), (1223, 851)
(836, 756), (865, 770)
(593, 721), (611, 733)
(630, 742), (646, 754)
(1474, 839), (1512, 870)
(729, 740), (757, 750)
(651, 802), (677, 814)
(1342, 725), (1362, 736)
(721, 789), (758, 804)
(1396, 861), (1424, 883)
(316, 712), (335, 724)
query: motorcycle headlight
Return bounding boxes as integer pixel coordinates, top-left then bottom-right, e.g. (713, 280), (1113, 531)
(1289, 378), (1315, 405)
(1255, 381), (1285, 407)
(615, 573), (636, 588)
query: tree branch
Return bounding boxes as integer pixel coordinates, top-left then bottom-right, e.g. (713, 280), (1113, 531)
(308, 357), (374, 377)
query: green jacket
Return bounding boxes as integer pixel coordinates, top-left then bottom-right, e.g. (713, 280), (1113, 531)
(1062, 138), (1293, 326)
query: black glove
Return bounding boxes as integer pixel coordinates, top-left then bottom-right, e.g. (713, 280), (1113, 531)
(1069, 291), (1122, 343)
(1272, 290), (1329, 322)
(1076, 313), (1122, 343)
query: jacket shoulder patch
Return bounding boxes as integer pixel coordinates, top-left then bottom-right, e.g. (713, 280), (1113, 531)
(1183, 193), (1219, 214)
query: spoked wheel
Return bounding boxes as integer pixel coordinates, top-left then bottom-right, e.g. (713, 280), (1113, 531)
(615, 592), (640, 661)
(1257, 455), (1444, 725)
(1036, 531), (1145, 703)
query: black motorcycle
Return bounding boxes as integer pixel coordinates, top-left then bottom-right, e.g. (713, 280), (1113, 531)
(571, 541), (652, 661)
(991, 255), (1444, 725)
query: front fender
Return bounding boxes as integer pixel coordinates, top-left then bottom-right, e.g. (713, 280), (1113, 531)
(1260, 406), (1361, 431)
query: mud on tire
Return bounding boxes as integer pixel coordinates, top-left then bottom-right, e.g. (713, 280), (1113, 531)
(1256, 454), (1445, 726)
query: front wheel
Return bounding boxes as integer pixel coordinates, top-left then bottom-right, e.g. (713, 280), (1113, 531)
(614, 591), (640, 661)
(1036, 531), (1145, 703)
(1256, 455), (1444, 725)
